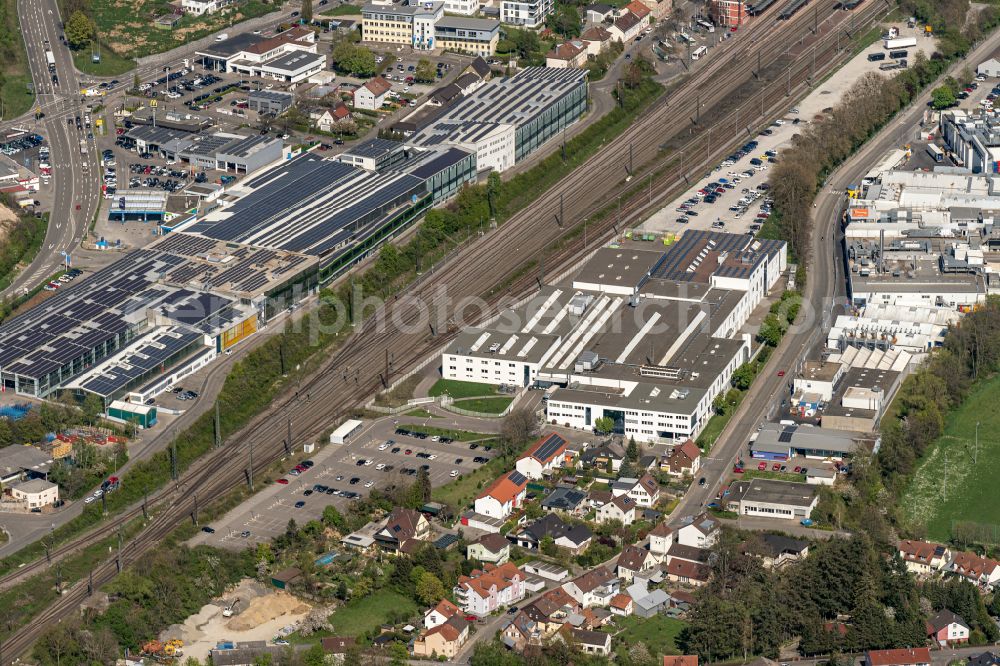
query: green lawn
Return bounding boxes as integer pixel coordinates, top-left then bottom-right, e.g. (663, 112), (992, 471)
(322, 4), (363, 15)
(402, 425), (493, 441)
(696, 412), (731, 452)
(611, 615), (687, 659)
(432, 452), (505, 509)
(428, 378), (497, 399)
(404, 408), (438, 418)
(326, 589), (418, 637)
(903, 373), (1000, 541)
(741, 469), (807, 483)
(0, 0), (35, 120)
(455, 396), (513, 414)
(71, 46), (135, 77)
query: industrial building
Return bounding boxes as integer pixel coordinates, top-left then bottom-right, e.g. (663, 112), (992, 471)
(940, 110), (1000, 174)
(361, 1), (444, 50)
(182, 146), (476, 282)
(442, 231), (787, 443)
(247, 90), (296, 115)
(107, 189), (168, 223)
(195, 26), (327, 83)
(407, 67), (588, 173)
(750, 423), (865, 461)
(433, 17), (501, 56)
(725, 478), (818, 521)
(826, 303), (959, 353)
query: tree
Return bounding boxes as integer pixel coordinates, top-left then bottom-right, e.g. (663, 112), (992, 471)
(65, 10), (95, 50)
(499, 407), (538, 459)
(302, 643), (325, 666)
(757, 314), (782, 347)
(81, 392), (104, 424)
(594, 416), (615, 435)
(540, 535), (558, 557)
(415, 571), (446, 605)
(626, 437), (639, 463)
(415, 58), (436, 83)
(931, 86), (957, 109)
(549, 4), (581, 37)
(731, 363), (755, 390)
(301, 0), (313, 21)
(331, 41), (376, 77)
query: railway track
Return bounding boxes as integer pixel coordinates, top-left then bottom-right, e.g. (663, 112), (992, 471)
(0, 2), (890, 661)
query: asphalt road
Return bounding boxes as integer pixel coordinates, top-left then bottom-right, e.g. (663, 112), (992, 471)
(667, 26), (1000, 530)
(3, 0), (99, 299)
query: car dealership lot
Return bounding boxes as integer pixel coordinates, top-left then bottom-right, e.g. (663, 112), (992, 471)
(188, 415), (498, 550)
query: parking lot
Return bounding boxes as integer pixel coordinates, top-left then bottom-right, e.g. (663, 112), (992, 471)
(189, 413), (502, 551)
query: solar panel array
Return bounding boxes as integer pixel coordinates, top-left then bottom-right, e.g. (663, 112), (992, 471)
(532, 433), (567, 462)
(651, 230), (765, 282)
(0, 250), (187, 382)
(76, 328), (203, 398)
(507, 470), (527, 486)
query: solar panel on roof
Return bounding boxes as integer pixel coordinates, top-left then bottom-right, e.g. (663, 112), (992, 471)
(778, 429), (794, 443)
(507, 470), (527, 485)
(533, 433), (566, 462)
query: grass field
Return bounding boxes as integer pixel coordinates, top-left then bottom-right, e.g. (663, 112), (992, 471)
(611, 615), (687, 660)
(71, 45), (135, 77)
(402, 425), (493, 441)
(428, 378), (497, 399)
(404, 408), (437, 418)
(322, 4), (362, 15)
(80, 0), (274, 60)
(326, 589), (417, 637)
(903, 374), (1000, 541)
(0, 0), (34, 120)
(455, 396), (513, 414)
(431, 452), (505, 509)
(696, 412), (731, 452)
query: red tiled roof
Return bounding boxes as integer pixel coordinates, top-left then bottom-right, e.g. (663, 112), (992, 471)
(650, 522), (673, 537)
(898, 539), (938, 563)
(664, 657), (698, 666)
(478, 470), (528, 504)
(581, 26), (613, 41)
(363, 76), (392, 96)
(457, 562), (523, 600)
(617, 545), (650, 572)
(432, 599), (459, 619)
(625, 0), (651, 18)
(610, 593), (633, 609)
(548, 40), (585, 61)
(866, 648), (931, 666)
(666, 558), (711, 581)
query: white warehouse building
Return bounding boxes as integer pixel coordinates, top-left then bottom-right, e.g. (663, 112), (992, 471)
(442, 231), (787, 443)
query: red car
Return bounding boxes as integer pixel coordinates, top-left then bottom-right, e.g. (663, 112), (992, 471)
(405, 449), (412, 455)
(732, 465), (744, 474)
(465, 615), (477, 622)
(777, 370), (786, 377)
(757, 462), (767, 471)
(793, 466), (801, 473)
(772, 463), (781, 471)
(715, 187), (725, 194)
(276, 478), (289, 485)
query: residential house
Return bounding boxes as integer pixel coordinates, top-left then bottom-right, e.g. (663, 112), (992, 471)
(475, 470), (528, 520)
(666, 559), (711, 587)
(309, 103), (351, 132)
(745, 534), (810, 568)
(563, 566), (620, 608)
(571, 628), (612, 656)
(543, 586), (581, 614)
(412, 615), (470, 658)
(676, 513), (720, 548)
(663, 439), (702, 477)
(320, 637), (356, 663)
(666, 543), (712, 566)
(584, 3), (615, 22)
(612, 473), (661, 508)
(608, 6), (645, 42)
(633, 588), (671, 618)
(617, 545), (657, 582)
(926, 609), (970, 645)
(609, 593), (634, 616)
(516, 433), (569, 479)
(635, 0), (671, 19)
(969, 653), (1000, 666)
(580, 26), (613, 56)
(864, 648), (931, 666)
(898, 539), (951, 576)
(541, 486), (588, 515)
(454, 562), (526, 616)
(522, 597), (570, 635)
(578, 442), (625, 472)
(649, 522), (674, 561)
(546, 40), (588, 68)
(511, 514), (593, 555)
(424, 599), (460, 630)
(951, 551), (1000, 589)
(502, 612), (543, 652)
(587, 489), (613, 509)
(355, 77), (392, 111)
(467, 533), (511, 564)
(596, 494), (637, 525)
(373, 507), (430, 552)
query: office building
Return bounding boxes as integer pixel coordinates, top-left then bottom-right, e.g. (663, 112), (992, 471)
(500, 0), (554, 28)
(434, 17), (501, 56)
(361, 1), (444, 50)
